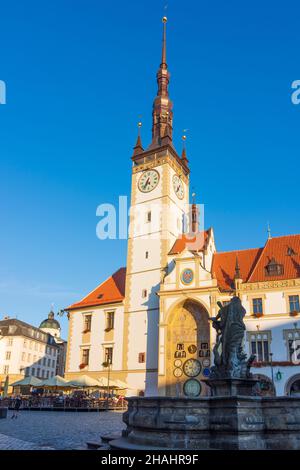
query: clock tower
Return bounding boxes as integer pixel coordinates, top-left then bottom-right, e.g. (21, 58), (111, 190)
(122, 17), (190, 395)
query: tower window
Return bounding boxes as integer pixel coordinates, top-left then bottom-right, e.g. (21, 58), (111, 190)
(145, 251), (149, 259)
(142, 289), (148, 298)
(147, 211), (151, 223)
(138, 352), (146, 363)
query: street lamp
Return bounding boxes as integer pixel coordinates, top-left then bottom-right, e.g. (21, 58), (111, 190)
(269, 352), (274, 386)
(102, 359), (111, 409)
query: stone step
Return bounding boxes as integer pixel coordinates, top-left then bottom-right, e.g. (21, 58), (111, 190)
(86, 441), (103, 449)
(100, 432), (122, 443)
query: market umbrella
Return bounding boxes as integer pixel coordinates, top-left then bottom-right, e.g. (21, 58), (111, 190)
(98, 376), (113, 388)
(113, 379), (129, 390)
(66, 375), (101, 388)
(10, 376), (43, 387)
(2, 375), (9, 397)
(97, 377), (130, 390)
(39, 375), (72, 389)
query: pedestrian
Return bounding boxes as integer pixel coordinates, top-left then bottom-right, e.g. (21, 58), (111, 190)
(11, 395), (22, 419)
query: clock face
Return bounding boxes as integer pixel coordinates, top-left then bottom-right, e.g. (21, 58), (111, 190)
(183, 379), (202, 397)
(173, 367), (183, 378)
(183, 358), (201, 377)
(172, 174), (184, 200)
(138, 170), (160, 193)
(174, 359), (182, 368)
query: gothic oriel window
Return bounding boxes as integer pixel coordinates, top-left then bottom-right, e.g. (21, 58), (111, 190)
(264, 257), (284, 276)
(247, 331), (271, 362)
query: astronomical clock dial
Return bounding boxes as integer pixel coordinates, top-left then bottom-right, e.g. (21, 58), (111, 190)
(174, 359), (182, 368)
(172, 174), (184, 200)
(183, 358), (201, 377)
(188, 344), (197, 354)
(138, 170), (159, 193)
(183, 379), (201, 397)
(173, 368), (183, 378)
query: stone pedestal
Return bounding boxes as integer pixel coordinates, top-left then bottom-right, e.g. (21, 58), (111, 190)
(110, 396), (300, 450)
(0, 407), (8, 419)
(206, 377), (259, 397)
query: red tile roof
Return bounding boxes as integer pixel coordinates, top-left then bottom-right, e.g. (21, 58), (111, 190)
(248, 234), (300, 283)
(212, 248), (263, 291)
(66, 235), (300, 307)
(169, 230), (210, 255)
(66, 267), (126, 311)
(213, 234), (300, 291)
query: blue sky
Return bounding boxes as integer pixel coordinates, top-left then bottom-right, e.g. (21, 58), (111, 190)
(1, 0), (300, 337)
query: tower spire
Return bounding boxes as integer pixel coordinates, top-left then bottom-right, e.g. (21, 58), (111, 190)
(161, 15), (167, 69)
(149, 16), (173, 149)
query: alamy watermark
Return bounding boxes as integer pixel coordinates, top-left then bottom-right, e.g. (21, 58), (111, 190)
(291, 80), (300, 105)
(96, 196), (205, 250)
(0, 80), (6, 104)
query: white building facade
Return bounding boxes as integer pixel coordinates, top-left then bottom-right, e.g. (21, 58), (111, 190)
(65, 19), (300, 398)
(0, 319), (59, 392)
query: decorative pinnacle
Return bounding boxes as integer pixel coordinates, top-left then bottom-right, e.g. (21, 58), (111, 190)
(267, 222), (272, 240)
(132, 119), (144, 157)
(234, 256), (241, 280)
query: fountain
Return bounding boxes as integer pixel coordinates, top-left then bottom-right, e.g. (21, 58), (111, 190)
(111, 297), (300, 450)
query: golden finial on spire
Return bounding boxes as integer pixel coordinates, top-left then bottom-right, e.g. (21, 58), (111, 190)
(162, 16), (167, 23)
(182, 129), (188, 139)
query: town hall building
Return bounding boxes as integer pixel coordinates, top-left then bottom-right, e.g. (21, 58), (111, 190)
(65, 18), (300, 398)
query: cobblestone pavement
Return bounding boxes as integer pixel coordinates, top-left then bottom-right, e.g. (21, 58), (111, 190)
(0, 432), (54, 450)
(0, 409), (125, 450)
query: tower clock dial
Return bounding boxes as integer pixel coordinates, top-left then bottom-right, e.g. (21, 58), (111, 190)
(172, 174), (184, 200)
(183, 358), (201, 377)
(138, 170), (160, 193)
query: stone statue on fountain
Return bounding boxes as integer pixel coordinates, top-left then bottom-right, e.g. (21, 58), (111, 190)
(208, 296), (257, 396)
